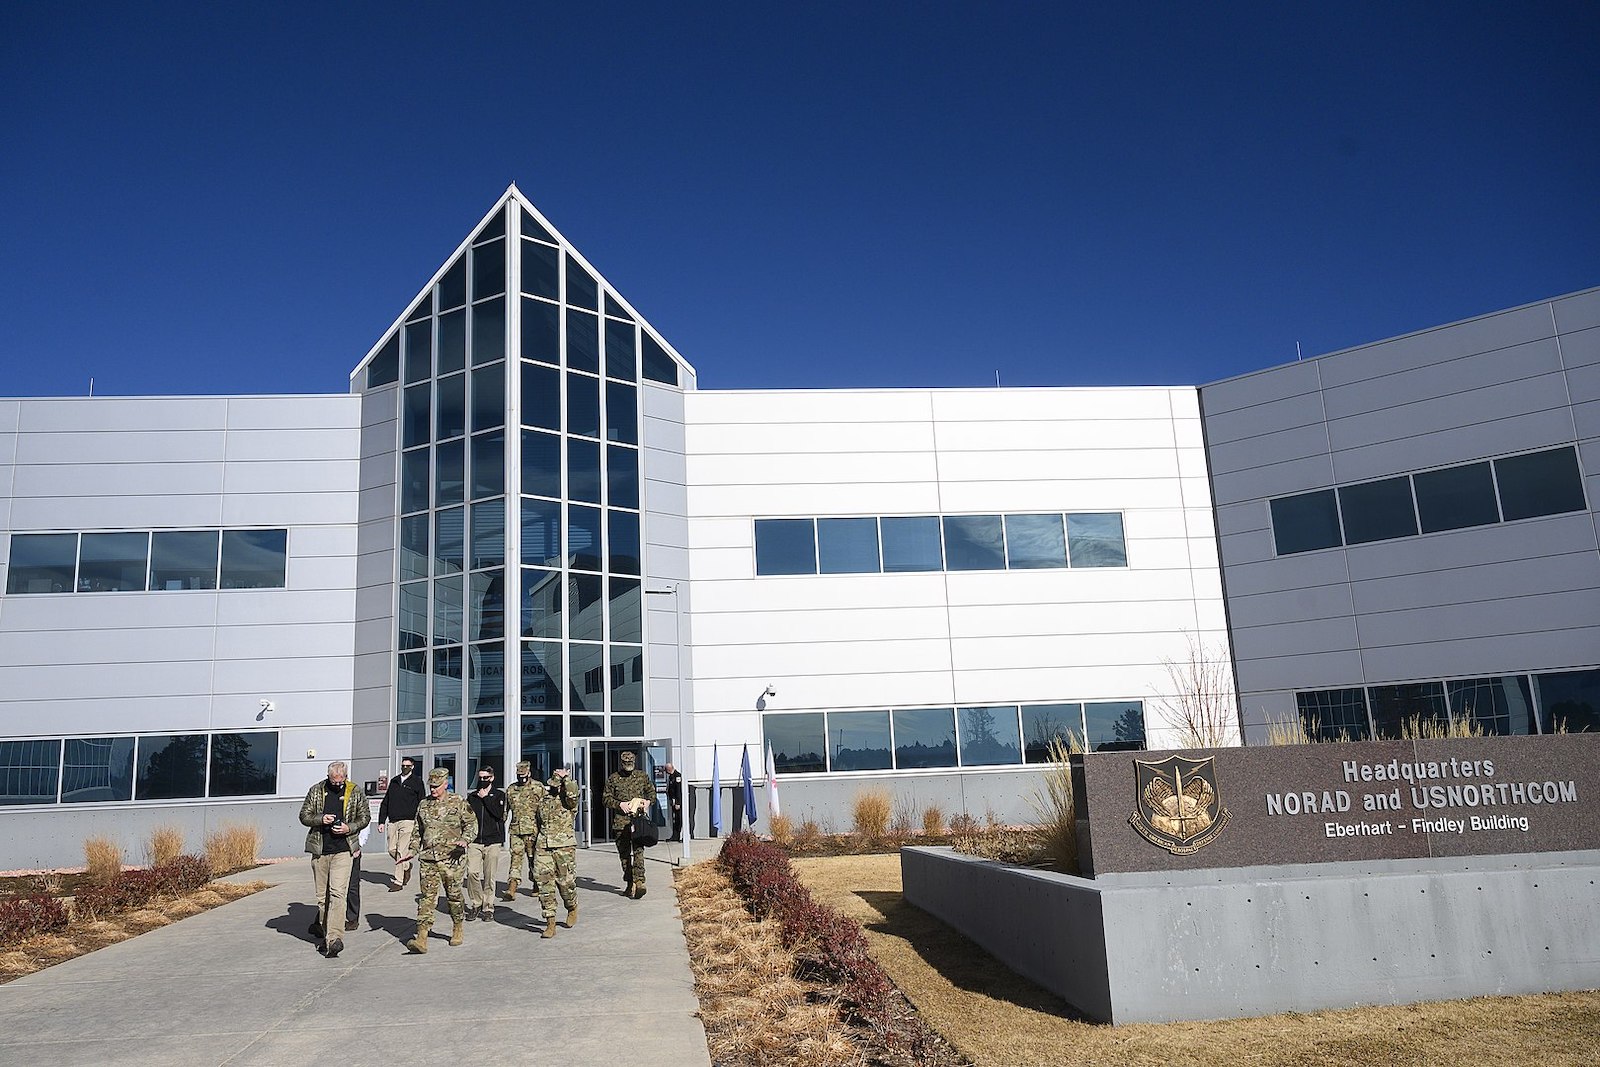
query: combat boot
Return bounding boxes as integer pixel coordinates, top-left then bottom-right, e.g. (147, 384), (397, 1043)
(406, 923), (430, 953)
(501, 879), (518, 901)
(565, 903), (578, 928)
(450, 918), (465, 947)
(542, 917), (557, 939)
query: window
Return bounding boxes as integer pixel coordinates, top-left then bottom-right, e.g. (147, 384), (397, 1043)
(569, 644), (603, 713)
(818, 518), (880, 574)
(1022, 703), (1082, 762)
(398, 583), (428, 650)
(612, 715), (644, 737)
(403, 319), (432, 383)
(893, 708), (957, 769)
(135, 734), (207, 800)
(438, 257), (466, 311)
(1085, 701), (1145, 751)
(829, 710), (891, 771)
(0, 739), (61, 805)
(219, 530), (287, 589)
(1271, 489), (1342, 555)
(520, 641), (563, 712)
(1536, 668), (1600, 734)
(766, 713), (831, 774)
(435, 507), (464, 574)
(436, 373), (466, 439)
(880, 516), (942, 572)
(942, 515), (1005, 571)
(470, 501), (505, 571)
(471, 364), (504, 433)
(398, 651), (427, 720)
(468, 569), (504, 641)
(521, 240), (559, 301)
(403, 383), (430, 449)
(1495, 447), (1586, 521)
(642, 333), (678, 386)
(605, 318), (637, 381)
(568, 437), (601, 503)
(471, 240), (505, 300)
(471, 298), (505, 365)
(755, 519), (817, 576)
(432, 646), (463, 721)
(567, 309), (599, 374)
(401, 448), (430, 514)
(609, 510), (641, 575)
(609, 643), (643, 712)
(569, 573), (604, 642)
(436, 440), (464, 507)
(1413, 461), (1499, 533)
(568, 505), (603, 571)
(1066, 513), (1127, 567)
(1368, 682), (1447, 739)
(367, 334), (399, 388)
(607, 445), (639, 510)
(1447, 676), (1536, 736)
(609, 577), (642, 644)
(1338, 476), (1418, 545)
(522, 430), (561, 499)
(208, 732), (278, 796)
(520, 498), (562, 569)
(1296, 689), (1370, 741)
(470, 430), (504, 501)
(606, 382), (639, 446)
(468, 642), (505, 714)
(150, 530), (219, 591)
(958, 706), (1022, 766)
(61, 737), (134, 803)
(1005, 514), (1066, 569)
(521, 298), (560, 366)
(438, 309), (466, 374)
(567, 372), (600, 438)
(5, 533), (77, 594)
(565, 253), (598, 311)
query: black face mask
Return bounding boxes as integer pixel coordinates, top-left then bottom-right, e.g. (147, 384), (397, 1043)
(478, 779), (493, 789)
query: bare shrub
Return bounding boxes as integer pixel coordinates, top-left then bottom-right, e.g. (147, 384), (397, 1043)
(850, 788), (892, 841)
(28, 873), (62, 897)
(204, 822), (260, 873)
(947, 812), (978, 835)
(1152, 633), (1240, 748)
(83, 837), (123, 885)
(145, 825), (185, 868)
(768, 812), (794, 847)
(921, 804), (945, 836)
(1028, 735), (1081, 874)
(888, 794), (918, 842)
(793, 818), (821, 850)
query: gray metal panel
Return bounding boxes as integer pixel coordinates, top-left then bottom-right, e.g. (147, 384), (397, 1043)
(214, 589), (356, 626)
(1202, 391), (1328, 448)
(357, 484), (396, 522)
(353, 649), (391, 690)
(15, 429), (228, 465)
(11, 461), (225, 499)
(644, 478), (689, 517)
(1330, 409), (1580, 484)
(1214, 500), (1268, 538)
(1357, 588), (1600, 650)
(223, 460), (359, 495)
(9, 495), (225, 530)
(357, 518), (396, 556)
(1325, 372), (1574, 454)
(1206, 423), (1330, 474)
(1342, 516), (1596, 581)
(222, 492), (358, 527)
(355, 583), (394, 623)
(1559, 323), (1600, 370)
(1218, 551), (1352, 598)
(1360, 628), (1600, 680)
(1575, 400), (1600, 442)
(1210, 453), (1335, 504)
(1552, 289), (1600, 333)
(225, 427), (358, 462)
(361, 384), (400, 427)
(1233, 649), (1365, 692)
(18, 398), (229, 433)
(225, 396), (360, 430)
(1314, 304), (1555, 388)
(1568, 359), (1600, 408)
(1229, 615), (1359, 660)
(1224, 583), (1355, 628)
(1199, 360), (1323, 418)
(1349, 551), (1600, 614)
(1320, 337), (1564, 420)
(359, 453), (396, 491)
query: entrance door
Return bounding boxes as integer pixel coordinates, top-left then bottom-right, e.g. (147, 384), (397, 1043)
(577, 740), (672, 845)
(395, 747), (463, 792)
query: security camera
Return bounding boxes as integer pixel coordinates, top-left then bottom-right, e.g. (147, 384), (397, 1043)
(764, 686), (777, 697)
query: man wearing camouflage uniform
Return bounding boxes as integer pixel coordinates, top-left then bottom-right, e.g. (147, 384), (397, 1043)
(502, 760), (541, 901)
(602, 749), (655, 899)
(402, 767), (476, 952)
(532, 766), (581, 937)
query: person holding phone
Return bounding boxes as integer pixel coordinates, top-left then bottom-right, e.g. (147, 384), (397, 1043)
(297, 760), (370, 959)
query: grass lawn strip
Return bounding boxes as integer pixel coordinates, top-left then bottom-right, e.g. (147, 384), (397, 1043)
(793, 853), (1600, 1067)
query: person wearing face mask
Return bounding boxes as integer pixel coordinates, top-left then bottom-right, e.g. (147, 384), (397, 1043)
(602, 749), (655, 899)
(297, 760), (370, 959)
(502, 760), (541, 902)
(464, 765), (507, 922)
(400, 767), (476, 953)
(531, 766), (580, 937)
(378, 757), (425, 891)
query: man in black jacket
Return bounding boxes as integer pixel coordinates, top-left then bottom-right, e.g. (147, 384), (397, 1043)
(378, 757), (425, 891)
(464, 765), (508, 921)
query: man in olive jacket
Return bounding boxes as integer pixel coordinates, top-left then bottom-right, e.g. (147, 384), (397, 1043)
(298, 760), (371, 958)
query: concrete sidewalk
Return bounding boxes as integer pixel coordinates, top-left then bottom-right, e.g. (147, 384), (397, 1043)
(0, 844), (711, 1067)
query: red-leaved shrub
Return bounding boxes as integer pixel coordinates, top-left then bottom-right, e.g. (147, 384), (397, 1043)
(74, 854), (212, 921)
(0, 894), (70, 944)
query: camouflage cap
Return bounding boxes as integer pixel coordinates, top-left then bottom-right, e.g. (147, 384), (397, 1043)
(427, 767), (449, 785)
(516, 760), (532, 773)
(619, 751), (637, 765)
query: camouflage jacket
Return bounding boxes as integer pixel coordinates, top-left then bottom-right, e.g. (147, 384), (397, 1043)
(298, 779), (371, 857)
(602, 769), (655, 831)
(406, 792), (477, 863)
(505, 779), (543, 836)
(533, 777), (580, 850)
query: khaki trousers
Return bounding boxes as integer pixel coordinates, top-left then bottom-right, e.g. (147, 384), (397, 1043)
(465, 842), (502, 911)
(386, 820), (415, 883)
(311, 851), (353, 943)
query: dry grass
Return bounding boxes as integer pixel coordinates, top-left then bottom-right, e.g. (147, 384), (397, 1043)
(922, 805), (945, 836)
(203, 822), (261, 873)
(768, 812), (794, 846)
(144, 825), (185, 868)
(793, 853), (1600, 1067)
(674, 862), (858, 1067)
(794, 818), (822, 850)
(82, 837), (123, 884)
(0, 879), (269, 985)
(1029, 736), (1080, 874)
(851, 788), (892, 840)
(1402, 713), (1486, 740)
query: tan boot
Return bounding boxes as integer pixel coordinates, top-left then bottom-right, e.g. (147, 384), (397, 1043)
(542, 917), (557, 939)
(406, 923), (430, 953)
(565, 904), (578, 928)
(500, 880), (518, 901)
(450, 918), (464, 947)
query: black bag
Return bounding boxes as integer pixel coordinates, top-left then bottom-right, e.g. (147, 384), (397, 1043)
(628, 814), (659, 847)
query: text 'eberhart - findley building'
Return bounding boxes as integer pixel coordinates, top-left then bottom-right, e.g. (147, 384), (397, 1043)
(1, 186), (1596, 868)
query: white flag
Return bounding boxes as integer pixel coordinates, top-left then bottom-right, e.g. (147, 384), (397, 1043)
(765, 740), (781, 819)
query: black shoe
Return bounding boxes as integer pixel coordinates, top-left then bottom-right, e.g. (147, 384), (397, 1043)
(316, 940), (327, 955)
(325, 940), (343, 959)
(344, 920), (359, 931)
(465, 911), (476, 922)
(308, 921), (324, 938)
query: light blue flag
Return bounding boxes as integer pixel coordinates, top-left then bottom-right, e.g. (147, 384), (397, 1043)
(710, 745), (722, 835)
(740, 744), (758, 827)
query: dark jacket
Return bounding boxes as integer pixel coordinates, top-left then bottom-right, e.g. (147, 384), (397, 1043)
(467, 787), (508, 845)
(378, 772), (424, 823)
(299, 779), (371, 857)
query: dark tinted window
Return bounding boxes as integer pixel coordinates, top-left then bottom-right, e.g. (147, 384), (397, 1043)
(436, 373), (465, 439)
(471, 298), (505, 365)
(401, 449), (430, 514)
(1296, 688), (1370, 741)
(220, 530), (287, 589)
(764, 713), (826, 774)
(1495, 447), (1586, 521)
(78, 532), (148, 592)
(433, 574), (463, 644)
(135, 734), (207, 800)
(469, 500), (505, 570)
(1338, 476), (1417, 545)
(522, 430), (561, 499)
(1368, 681), (1447, 739)
(828, 710), (891, 771)
(473, 208), (505, 243)
(568, 438), (601, 504)
(436, 440), (464, 507)
(398, 584), (427, 650)
(61, 736), (134, 803)
(567, 643), (603, 714)
(609, 509), (641, 575)
(403, 383), (430, 449)
(642, 333), (678, 386)
(150, 530), (219, 590)
(609, 577), (642, 643)
(567, 372), (600, 438)
(1005, 514), (1066, 569)
(818, 518), (880, 573)
(605, 318), (637, 381)
(1270, 489), (1342, 554)
(406, 293), (432, 322)
(958, 705), (1022, 766)
(521, 499), (562, 568)
(398, 651), (427, 719)
(567, 309), (599, 373)
(209, 732), (277, 796)
(521, 240), (559, 301)
(565, 254), (598, 311)
(604, 291), (632, 321)
(438, 309), (465, 374)
(521, 362), (560, 431)
(568, 505), (603, 571)
(1067, 513), (1127, 568)
(880, 516), (942, 571)
(755, 519), (817, 575)
(403, 320), (432, 384)
(1085, 701), (1145, 751)
(1413, 461), (1499, 533)
(606, 382), (637, 444)
(471, 364), (504, 432)
(520, 207), (556, 245)
(522, 567), (562, 639)
(434, 508), (464, 574)
(0, 739), (61, 804)
(471, 240), (505, 300)
(400, 515), (429, 581)
(522, 643), (563, 712)
(1536, 668), (1600, 734)
(1022, 703), (1082, 762)
(438, 257), (467, 311)
(569, 573), (603, 642)
(942, 515), (1005, 570)
(894, 708), (958, 768)
(607, 446), (639, 509)
(521, 298), (560, 364)
(1448, 676), (1536, 736)
(470, 430), (504, 501)
(6, 533), (78, 594)
(367, 334), (400, 388)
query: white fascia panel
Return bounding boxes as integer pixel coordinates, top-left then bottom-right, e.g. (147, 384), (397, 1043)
(947, 600), (1211, 640)
(686, 420), (937, 457)
(0, 591), (221, 631)
(936, 479), (1184, 513)
(11, 461), (225, 500)
(283, 555), (358, 592)
(222, 459), (361, 495)
(688, 482), (944, 518)
(0, 695), (214, 738)
(18, 398), (230, 433)
(15, 429), (228, 465)
(690, 606), (953, 646)
(0, 660), (216, 701)
(290, 524), (360, 558)
(934, 449), (1182, 484)
(693, 671), (957, 717)
(224, 396), (361, 431)
(950, 665), (1166, 704)
(687, 450), (941, 487)
(932, 418), (1178, 452)
(8, 495), (225, 531)
(692, 636), (955, 680)
(213, 690), (353, 731)
(942, 568), (1202, 606)
(225, 427), (361, 462)
(688, 573), (950, 613)
(213, 589), (358, 627)
(1127, 537), (1208, 570)
(929, 388), (1175, 422)
(687, 546), (754, 581)
(0, 626), (217, 667)
(211, 656), (355, 695)
(687, 389), (934, 426)
(685, 516), (752, 550)
(221, 492), (359, 527)
(643, 419), (688, 458)
(949, 632), (1197, 673)
(1126, 508), (1192, 539)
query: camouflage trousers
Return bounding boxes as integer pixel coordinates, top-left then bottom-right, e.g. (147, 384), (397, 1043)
(416, 852), (466, 928)
(533, 846), (576, 918)
(615, 826), (647, 889)
(507, 833), (537, 886)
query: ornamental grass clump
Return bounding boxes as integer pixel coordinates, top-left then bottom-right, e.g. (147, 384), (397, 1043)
(83, 836), (123, 884)
(850, 788), (892, 841)
(921, 805), (945, 836)
(204, 822), (260, 873)
(145, 824), (185, 868)
(767, 812), (794, 847)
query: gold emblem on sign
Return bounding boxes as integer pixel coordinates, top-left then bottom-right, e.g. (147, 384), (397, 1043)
(1129, 755), (1230, 854)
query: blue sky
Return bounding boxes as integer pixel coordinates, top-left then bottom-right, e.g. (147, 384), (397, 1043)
(4, 3), (1597, 398)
